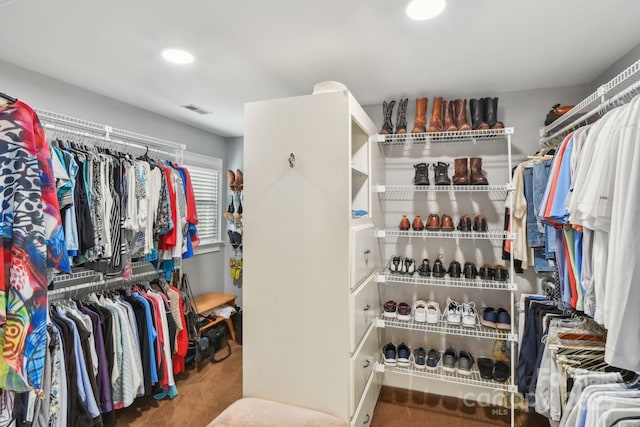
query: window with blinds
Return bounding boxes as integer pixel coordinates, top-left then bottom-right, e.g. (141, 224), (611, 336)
(188, 164), (220, 245)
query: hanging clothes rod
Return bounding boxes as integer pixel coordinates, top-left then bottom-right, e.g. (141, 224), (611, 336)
(35, 107), (186, 151)
(43, 122), (179, 160)
(540, 58), (640, 142)
(48, 269), (160, 301)
(540, 79), (640, 146)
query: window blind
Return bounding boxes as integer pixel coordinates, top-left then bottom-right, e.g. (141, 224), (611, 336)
(187, 164), (220, 245)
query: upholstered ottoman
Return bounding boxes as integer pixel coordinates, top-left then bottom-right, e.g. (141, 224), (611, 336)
(207, 397), (347, 427)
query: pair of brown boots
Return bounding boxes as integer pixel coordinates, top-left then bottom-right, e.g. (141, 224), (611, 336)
(411, 98), (471, 134)
(453, 157), (488, 185)
(227, 169), (243, 192)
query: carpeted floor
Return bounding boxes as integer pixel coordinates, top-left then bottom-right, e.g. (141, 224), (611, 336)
(115, 342), (243, 427)
(114, 342), (549, 427)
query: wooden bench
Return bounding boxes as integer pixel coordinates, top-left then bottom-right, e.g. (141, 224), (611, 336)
(192, 292), (237, 342)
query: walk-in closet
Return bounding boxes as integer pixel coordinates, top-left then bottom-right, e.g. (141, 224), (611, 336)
(1, 1), (640, 426)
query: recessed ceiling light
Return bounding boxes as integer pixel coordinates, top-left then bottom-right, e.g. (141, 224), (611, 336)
(161, 48), (194, 65)
(406, 0), (446, 20)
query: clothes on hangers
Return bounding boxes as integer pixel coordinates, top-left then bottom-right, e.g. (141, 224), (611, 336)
(535, 94), (640, 372)
(0, 100), (70, 393)
(8, 281), (189, 426)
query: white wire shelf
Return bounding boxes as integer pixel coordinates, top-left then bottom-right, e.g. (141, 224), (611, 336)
(377, 316), (517, 342)
(377, 273), (516, 290)
(374, 127), (513, 145)
(377, 184), (512, 193)
(377, 229), (514, 240)
(51, 269), (103, 284)
(378, 361), (516, 392)
(540, 58), (640, 143)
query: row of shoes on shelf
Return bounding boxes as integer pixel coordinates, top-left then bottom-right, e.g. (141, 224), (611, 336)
(380, 97), (505, 135)
(413, 158), (489, 186)
(382, 343), (510, 382)
(383, 298), (511, 330)
(399, 213), (487, 232)
(389, 257), (509, 281)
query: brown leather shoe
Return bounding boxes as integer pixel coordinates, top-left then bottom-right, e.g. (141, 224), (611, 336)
(227, 169), (236, 191)
(454, 99), (472, 131)
(412, 215), (425, 231)
(473, 214), (487, 232)
(453, 158), (470, 185)
(457, 215), (472, 232)
(470, 157), (488, 185)
(235, 169), (244, 191)
(440, 214), (454, 231)
(399, 214), (411, 231)
(426, 214), (440, 231)
(411, 98), (428, 133)
(443, 100), (458, 132)
(428, 97), (443, 133)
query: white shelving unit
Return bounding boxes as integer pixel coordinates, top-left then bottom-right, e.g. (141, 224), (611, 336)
(243, 90), (383, 427)
(374, 127), (518, 426)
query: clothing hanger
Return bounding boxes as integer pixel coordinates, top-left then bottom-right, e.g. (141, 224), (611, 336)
(0, 91), (16, 104)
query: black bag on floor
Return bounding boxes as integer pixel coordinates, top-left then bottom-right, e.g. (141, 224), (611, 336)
(202, 322), (232, 363)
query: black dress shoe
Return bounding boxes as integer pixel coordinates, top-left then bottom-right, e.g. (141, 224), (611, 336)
(479, 264), (495, 280)
(432, 259), (446, 278)
(463, 262), (478, 279)
(417, 259), (431, 277)
(447, 261), (462, 278)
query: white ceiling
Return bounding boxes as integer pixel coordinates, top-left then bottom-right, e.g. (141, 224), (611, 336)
(1, 0), (639, 137)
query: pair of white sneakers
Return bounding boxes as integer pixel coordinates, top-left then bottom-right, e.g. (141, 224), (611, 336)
(413, 300), (441, 324)
(441, 298), (477, 327)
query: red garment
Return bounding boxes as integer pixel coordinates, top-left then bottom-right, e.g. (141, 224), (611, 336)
(172, 287), (189, 374)
(176, 166), (198, 225)
(142, 290), (168, 387)
(158, 165), (178, 250)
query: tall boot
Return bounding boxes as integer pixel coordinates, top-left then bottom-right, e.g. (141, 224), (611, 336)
(469, 157), (488, 185)
(411, 98), (428, 133)
(443, 100), (458, 132)
(454, 99), (471, 131)
(380, 100), (396, 134)
(485, 97), (504, 129)
(395, 98), (408, 134)
(469, 99), (489, 130)
(428, 97), (443, 133)
(452, 158), (470, 185)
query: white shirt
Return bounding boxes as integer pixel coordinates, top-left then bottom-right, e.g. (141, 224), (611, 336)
(604, 95), (640, 371)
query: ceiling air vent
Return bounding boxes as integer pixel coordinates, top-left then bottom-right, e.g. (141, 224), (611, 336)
(180, 104), (213, 115)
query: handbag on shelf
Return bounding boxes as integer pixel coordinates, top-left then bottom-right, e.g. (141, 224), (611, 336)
(544, 103), (575, 126)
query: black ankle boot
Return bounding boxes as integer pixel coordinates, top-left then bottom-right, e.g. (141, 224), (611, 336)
(380, 100), (396, 134)
(469, 98), (489, 130)
(433, 162), (451, 186)
(414, 163), (430, 185)
(485, 97), (504, 129)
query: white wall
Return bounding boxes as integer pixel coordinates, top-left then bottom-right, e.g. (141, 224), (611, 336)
(0, 59), (234, 298)
(590, 42), (640, 90)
